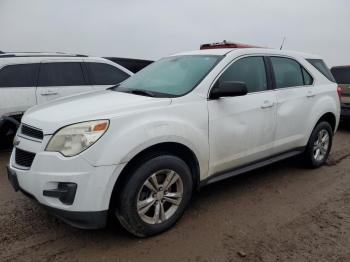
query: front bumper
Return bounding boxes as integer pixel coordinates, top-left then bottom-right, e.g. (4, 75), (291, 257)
(8, 135), (126, 229)
(7, 166), (107, 229)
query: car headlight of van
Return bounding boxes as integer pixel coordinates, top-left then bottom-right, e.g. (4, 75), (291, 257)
(46, 120), (109, 157)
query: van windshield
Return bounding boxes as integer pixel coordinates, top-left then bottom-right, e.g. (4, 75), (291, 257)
(113, 55), (221, 97)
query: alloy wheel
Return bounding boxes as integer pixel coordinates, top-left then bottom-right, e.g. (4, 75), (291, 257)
(137, 169), (183, 224)
(313, 129), (330, 161)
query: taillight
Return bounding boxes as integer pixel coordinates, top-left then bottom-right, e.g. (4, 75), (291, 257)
(337, 86), (343, 100)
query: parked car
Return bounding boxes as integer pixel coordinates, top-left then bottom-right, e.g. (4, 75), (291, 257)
(0, 52), (133, 147)
(7, 44), (340, 237)
(331, 65), (350, 120)
(104, 57), (153, 73)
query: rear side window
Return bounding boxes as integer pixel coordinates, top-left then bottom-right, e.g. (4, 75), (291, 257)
(270, 57), (305, 89)
(217, 56), (268, 93)
(331, 67), (350, 84)
(307, 59), (335, 82)
(0, 64), (39, 87)
(87, 62), (130, 85)
(38, 62), (86, 86)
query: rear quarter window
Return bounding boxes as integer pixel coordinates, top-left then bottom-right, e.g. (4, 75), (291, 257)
(307, 59), (335, 82)
(87, 62), (130, 85)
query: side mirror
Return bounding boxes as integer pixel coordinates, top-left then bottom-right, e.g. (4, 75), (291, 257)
(210, 81), (248, 99)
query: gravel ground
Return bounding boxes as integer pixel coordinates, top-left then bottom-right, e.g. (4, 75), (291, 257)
(1, 123), (350, 262)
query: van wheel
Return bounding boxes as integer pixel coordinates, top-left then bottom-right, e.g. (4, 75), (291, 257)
(115, 155), (193, 237)
(304, 121), (333, 168)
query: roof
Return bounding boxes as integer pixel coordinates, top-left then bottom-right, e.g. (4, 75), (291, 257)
(171, 48), (321, 60)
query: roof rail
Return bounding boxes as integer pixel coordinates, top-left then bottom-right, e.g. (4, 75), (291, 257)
(0, 51), (88, 57)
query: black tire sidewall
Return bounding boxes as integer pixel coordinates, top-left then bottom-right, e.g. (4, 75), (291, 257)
(306, 121), (333, 168)
(116, 155), (193, 237)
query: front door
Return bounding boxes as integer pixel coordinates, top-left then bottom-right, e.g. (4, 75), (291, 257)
(208, 56), (277, 176)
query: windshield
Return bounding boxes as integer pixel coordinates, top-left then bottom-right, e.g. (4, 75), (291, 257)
(113, 55), (221, 97)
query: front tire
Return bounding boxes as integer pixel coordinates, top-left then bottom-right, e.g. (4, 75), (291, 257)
(115, 154), (193, 237)
(304, 121), (333, 168)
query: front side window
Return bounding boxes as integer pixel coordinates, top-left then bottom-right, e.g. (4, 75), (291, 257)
(87, 62), (130, 85)
(270, 57), (305, 89)
(216, 56), (268, 93)
(115, 55), (221, 97)
(0, 64), (39, 87)
(38, 62), (86, 86)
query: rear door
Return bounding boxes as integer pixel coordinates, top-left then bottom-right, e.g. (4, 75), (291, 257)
(0, 63), (39, 116)
(36, 61), (92, 104)
(85, 61), (131, 91)
(269, 56), (315, 154)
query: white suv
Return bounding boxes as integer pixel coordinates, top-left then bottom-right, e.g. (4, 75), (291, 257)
(7, 47), (340, 237)
(0, 52), (132, 146)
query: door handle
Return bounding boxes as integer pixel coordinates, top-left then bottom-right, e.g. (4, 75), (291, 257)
(41, 91), (58, 96)
(261, 101), (275, 109)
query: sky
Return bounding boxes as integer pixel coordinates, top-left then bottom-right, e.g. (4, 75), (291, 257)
(0, 0), (349, 66)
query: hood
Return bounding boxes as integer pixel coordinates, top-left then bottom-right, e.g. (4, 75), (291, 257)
(23, 90), (171, 134)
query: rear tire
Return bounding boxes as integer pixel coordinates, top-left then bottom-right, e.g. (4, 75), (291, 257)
(304, 121), (333, 168)
(115, 154), (193, 237)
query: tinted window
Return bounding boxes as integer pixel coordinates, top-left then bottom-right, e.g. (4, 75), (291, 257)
(331, 67), (350, 84)
(87, 63), (130, 85)
(271, 57), (304, 89)
(307, 59), (335, 82)
(0, 64), (39, 87)
(217, 56), (267, 93)
(302, 68), (313, 85)
(38, 62), (86, 86)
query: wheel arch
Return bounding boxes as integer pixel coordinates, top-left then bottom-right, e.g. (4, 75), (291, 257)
(316, 112), (336, 132)
(109, 142), (201, 210)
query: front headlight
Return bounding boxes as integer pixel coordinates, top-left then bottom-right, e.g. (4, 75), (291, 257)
(46, 120), (109, 157)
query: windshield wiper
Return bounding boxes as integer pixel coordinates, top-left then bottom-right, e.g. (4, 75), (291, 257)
(108, 84), (120, 90)
(113, 87), (175, 98)
(119, 89), (156, 97)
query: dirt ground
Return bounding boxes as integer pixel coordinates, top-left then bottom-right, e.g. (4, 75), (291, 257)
(1, 124), (350, 262)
